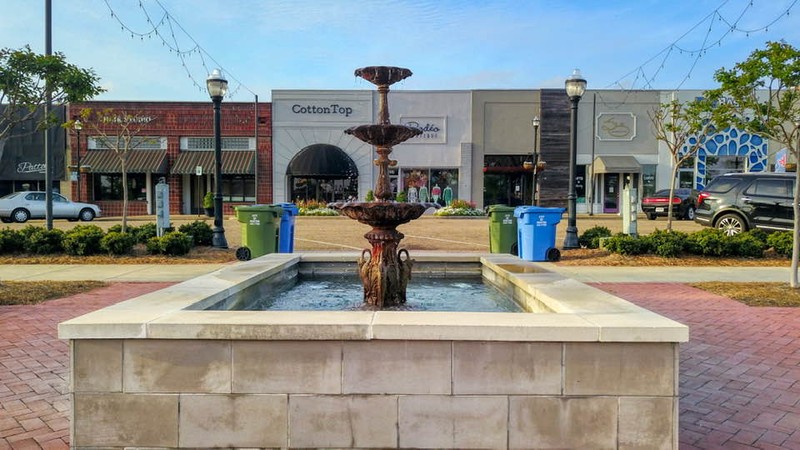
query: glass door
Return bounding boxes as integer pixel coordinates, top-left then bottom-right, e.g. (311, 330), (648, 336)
(603, 174), (619, 213)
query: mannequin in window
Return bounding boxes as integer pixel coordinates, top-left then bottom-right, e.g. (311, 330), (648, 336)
(443, 186), (453, 206)
(407, 186), (418, 203)
(431, 184), (442, 204)
(419, 185), (429, 203)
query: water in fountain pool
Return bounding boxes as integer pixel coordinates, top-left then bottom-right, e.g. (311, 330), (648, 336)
(206, 276), (522, 312)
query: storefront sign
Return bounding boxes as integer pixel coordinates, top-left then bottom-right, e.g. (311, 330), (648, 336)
(596, 113), (636, 141)
(399, 116), (446, 144)
(292, 104), (354, 117)
(17, 161), (46, 174)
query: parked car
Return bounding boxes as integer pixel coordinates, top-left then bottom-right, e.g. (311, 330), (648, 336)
(694, 172), (794, 236)
(640, 188), (697, 220)
(0, 191), (101, 223)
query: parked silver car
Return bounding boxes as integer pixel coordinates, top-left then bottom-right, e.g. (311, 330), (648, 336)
(0, 191), (102, 223)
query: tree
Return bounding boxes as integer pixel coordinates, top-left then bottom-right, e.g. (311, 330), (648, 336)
(0, 45), (102, 142)
(70, 108), (157, 232)
(649, 97), (716, 231)
(703, 41), (800, 286)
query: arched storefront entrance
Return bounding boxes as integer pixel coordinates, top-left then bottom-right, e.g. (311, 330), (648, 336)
(287, 144), (359, 202)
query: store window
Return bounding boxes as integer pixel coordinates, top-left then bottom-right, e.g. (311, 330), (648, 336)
(641, 165), (656, 199)
(401, 168), (459, 205)
(222, 175), (256, 202)
(92, 174), (147, 201)
(290, 177), (358, 203)
(483, 155), (529, 207)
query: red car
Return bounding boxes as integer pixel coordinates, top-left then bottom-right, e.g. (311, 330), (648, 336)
(640, 188), (697, 220)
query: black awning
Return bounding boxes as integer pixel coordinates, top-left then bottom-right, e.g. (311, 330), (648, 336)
(286, 144), (358, 179)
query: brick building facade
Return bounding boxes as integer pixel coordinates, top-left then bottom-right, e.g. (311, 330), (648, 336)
(67, 101), (272, 216)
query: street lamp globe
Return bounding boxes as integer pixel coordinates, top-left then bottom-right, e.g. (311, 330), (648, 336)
(565, 69), (587, 99)
(206, 69), (229, 99)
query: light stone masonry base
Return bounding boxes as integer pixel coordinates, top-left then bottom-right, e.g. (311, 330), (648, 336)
(61, 252), (687, 449)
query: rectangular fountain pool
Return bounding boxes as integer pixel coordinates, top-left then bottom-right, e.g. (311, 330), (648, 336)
(59, 252), (689, 449)
(204, 275), (522, 312)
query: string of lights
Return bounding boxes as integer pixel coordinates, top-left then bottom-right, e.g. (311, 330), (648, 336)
(102, 0), (256, 99)
(609, 0), (798, 92)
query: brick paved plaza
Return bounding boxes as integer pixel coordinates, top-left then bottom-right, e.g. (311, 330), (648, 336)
(1, 280), (799, 449)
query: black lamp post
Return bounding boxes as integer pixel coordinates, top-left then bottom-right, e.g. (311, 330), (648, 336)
(74, 119), (82, 202)
(207, 68), (228, 249)
(531, 116), (540, 205)
(563, 69), (587, 249)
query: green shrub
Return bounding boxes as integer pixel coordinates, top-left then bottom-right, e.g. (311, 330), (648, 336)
(730, 233), (766, 258)
(107, 224), (123, 234)
(685, 228), (729, 256)
(0, 228), (25, 254)
(767, 231), (793, 257)
(433, 200), (484, 216)
(135, 222), (158, 243)
(101, 232), (137, 255)
(604, 233), (650, 255)
(146, 236), (163, 255)
(578, 226), (612, 249)
(160, 231), (193, 256)
(24, 228), (65, 254)
(645, 230), (687, 258)
(365, 190), (375, 201)
(396, 191), (407, 202)
(203, 191), (214, 209)
(745, 228), (769, 245)
(19, 225), (42, 240)
(62, 225), (105, 256)
(178, 220), (213, 246)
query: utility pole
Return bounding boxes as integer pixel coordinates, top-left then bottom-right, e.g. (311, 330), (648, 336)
(44, 0), (54, 229)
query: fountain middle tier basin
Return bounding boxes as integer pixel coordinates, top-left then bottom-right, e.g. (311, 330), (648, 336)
(330, 201), (434, 228)
(59, 252), (688, 449)
(345, 123), (422, 147)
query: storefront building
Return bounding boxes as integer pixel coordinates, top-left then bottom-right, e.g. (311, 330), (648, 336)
(272, 90), (472, 205)
(67, 101), (271, 216)
(0, 106), (67, 196)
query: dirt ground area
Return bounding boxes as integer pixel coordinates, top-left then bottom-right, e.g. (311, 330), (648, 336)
(2, 212), (704, 252)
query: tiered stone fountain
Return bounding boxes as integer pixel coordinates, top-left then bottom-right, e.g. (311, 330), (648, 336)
(331, 66), (435, 307)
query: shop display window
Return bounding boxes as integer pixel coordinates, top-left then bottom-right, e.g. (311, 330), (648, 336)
(92, 174), (147, 201)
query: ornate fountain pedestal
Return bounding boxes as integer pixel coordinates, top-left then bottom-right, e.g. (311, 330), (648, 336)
(332, 201), (429, 307)
(331, 65), (433, 307)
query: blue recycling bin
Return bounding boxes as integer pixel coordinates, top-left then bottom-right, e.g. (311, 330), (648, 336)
(514, 206), (566, 262)
(275, 202), (299, 253)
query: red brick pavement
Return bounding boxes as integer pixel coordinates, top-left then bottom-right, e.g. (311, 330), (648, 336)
(595, 283), (800, 450)
(1, 281), (799, 449)
(0, 283), (173, 450)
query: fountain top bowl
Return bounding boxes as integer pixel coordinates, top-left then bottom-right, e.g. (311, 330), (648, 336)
(355, 66), (413, 86)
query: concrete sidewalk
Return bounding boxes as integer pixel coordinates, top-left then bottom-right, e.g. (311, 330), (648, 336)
(0, 264), (228, 282)
(536, 263), (792, 283)
(0, 262), (789, 283)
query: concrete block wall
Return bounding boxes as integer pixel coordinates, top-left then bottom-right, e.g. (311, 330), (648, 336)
(70, 338), (679, 449)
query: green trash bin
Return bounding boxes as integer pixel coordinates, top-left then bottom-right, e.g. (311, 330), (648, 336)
(234, 205), (283, 261)
(487, 204), (518, 255)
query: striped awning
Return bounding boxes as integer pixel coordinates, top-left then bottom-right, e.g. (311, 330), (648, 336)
(81, 150), (168, 173)
(171, 151), (255, 175)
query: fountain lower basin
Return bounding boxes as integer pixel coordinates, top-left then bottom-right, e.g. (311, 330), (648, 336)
(59, 252), (688, 449)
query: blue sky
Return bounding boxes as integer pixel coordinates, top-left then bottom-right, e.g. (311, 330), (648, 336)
(1, 0), (798, 101)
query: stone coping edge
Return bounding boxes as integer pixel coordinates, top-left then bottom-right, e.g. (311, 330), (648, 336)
(58, 252), (688, 343)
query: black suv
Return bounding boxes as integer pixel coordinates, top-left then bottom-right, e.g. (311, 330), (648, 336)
(694, 172), (795, 236)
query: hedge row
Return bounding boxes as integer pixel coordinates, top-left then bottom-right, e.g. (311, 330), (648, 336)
(0, 221), (213, 257)
(578, 225), (794, 259)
